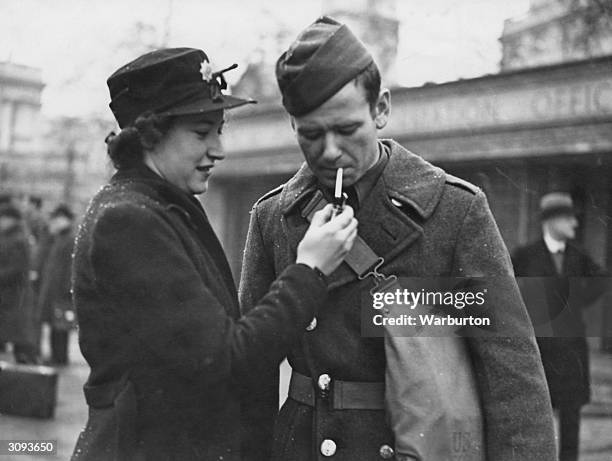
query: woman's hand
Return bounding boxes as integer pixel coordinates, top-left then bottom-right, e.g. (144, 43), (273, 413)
(296, 204), (358, 276)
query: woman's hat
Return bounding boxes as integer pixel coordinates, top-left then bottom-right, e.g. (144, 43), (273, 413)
(107, 48), (255, 128)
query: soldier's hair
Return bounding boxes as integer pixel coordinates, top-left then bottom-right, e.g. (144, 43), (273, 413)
(105, 112), (174, 170)
(353, 61), (381, 115)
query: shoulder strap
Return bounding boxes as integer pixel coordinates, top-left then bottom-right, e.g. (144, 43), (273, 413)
(301, 192), (396, 292)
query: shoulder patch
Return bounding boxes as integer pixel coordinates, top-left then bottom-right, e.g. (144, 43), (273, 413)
(445, 174), (480, 195)
(255, 183), (285, 206)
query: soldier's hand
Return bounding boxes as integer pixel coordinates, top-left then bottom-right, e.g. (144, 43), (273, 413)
(296, 204), (357, 276)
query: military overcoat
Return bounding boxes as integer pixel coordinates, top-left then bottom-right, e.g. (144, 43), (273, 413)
(71, 165), (327, 461)
(240, 140), (557, 461)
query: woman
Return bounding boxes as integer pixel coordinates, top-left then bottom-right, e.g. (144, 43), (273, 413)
(71, 48), (356, 461)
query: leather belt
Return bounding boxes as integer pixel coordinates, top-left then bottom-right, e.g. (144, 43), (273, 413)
(288, 371), (385, 410)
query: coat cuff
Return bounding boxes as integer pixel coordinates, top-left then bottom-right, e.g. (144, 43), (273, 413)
(295, 263), (328, 286)
(283, 263), (329, 314)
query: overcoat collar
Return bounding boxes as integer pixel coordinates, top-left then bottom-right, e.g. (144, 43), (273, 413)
(279, 139), (445, 218)
(110, 165), (238, 308)
(278, 139), (447, 288)
(535, 238), (565, 276)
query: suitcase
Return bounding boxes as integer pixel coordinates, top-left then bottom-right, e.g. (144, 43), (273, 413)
(0, 361), (58, 418)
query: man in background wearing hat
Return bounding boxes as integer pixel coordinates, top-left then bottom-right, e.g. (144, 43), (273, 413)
(240, 16), (556, 461)
(513, 192), (608, 461)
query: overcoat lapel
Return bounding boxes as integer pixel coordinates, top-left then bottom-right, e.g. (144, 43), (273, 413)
(112, 166), (239, 317)
(279, 140), (446, 290)
(535, 240), (559, 276)
(279, 164), (318, 267)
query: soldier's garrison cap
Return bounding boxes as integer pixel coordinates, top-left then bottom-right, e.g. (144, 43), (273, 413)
(107, 47), (254, 128)
(276, 16), (374, 116)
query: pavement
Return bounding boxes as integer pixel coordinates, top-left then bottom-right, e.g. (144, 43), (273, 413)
(0, 328), (610, 460)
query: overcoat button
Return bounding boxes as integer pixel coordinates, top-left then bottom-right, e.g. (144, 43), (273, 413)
(317, 373), (331, 391)
(320, 439), (337, 457)
(379, 444), (394, 459)
(306, 317), (317, 331)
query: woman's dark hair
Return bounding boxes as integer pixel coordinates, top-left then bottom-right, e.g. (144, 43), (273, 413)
(353, 61), (381, 114)
(105, 112), (174, 170)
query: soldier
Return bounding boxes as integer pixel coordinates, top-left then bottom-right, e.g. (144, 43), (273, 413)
(239, 16), (557, 461)
(512, 192), (608, 461)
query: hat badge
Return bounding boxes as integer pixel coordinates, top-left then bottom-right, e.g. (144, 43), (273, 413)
(200, 60), (213, 83)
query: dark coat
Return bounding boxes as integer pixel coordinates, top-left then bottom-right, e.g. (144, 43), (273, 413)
(512, 239), (606, 407)
(240, 140), (557, 461)
(71, 165), (327, 461)
(39, 228), (74, 326)
(0, 223), (35, 345)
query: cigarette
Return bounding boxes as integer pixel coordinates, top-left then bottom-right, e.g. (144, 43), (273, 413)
(335, 168), (343, 200)
(333, 168), (344, 217)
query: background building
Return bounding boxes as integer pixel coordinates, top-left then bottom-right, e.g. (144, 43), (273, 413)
(500, 0), (612, 70)
(0, 61), (112, 210)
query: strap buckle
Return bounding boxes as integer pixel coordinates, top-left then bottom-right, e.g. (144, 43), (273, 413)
(358, 257), (397, 294)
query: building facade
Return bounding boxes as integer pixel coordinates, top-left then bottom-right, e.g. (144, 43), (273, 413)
(0, 61), (112, 211)
(0, 62), (45, 195)
(500, 0), (612, 70)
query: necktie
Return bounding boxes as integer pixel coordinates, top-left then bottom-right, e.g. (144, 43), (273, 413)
(551, 250), (564, 274)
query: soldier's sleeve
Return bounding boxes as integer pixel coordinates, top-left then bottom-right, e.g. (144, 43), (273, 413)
(452, 190), (557, 460)
(238, 203), (281, 461)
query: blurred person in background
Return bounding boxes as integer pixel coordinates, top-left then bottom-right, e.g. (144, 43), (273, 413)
(38, 204), (76, 365)
(512, 192), (609, 461)
(0, 203), (39, 364)
(70, 47), (357, 461)
(22, 194), (51, 357)
(23, 195), (48, 244)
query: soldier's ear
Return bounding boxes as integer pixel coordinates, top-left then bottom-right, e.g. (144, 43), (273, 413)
(374, 89), (390, 130)
(290, 117), (296, 131)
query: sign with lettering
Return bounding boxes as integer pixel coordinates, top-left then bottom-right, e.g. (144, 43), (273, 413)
(224, 65), (612, 156)
(387, 75), (612, 136)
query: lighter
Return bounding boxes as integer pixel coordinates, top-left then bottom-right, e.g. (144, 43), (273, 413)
(332, 168), (347, 217)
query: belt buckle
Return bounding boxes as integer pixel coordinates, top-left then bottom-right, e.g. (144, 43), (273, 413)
(358, 257), (397, 295)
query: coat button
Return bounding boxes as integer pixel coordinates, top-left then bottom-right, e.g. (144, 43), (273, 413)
(317, 374), (331, 391)
(320, 439), (337, 457)
(306, 317), (317, 331)
(379, 444), (394, 459)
